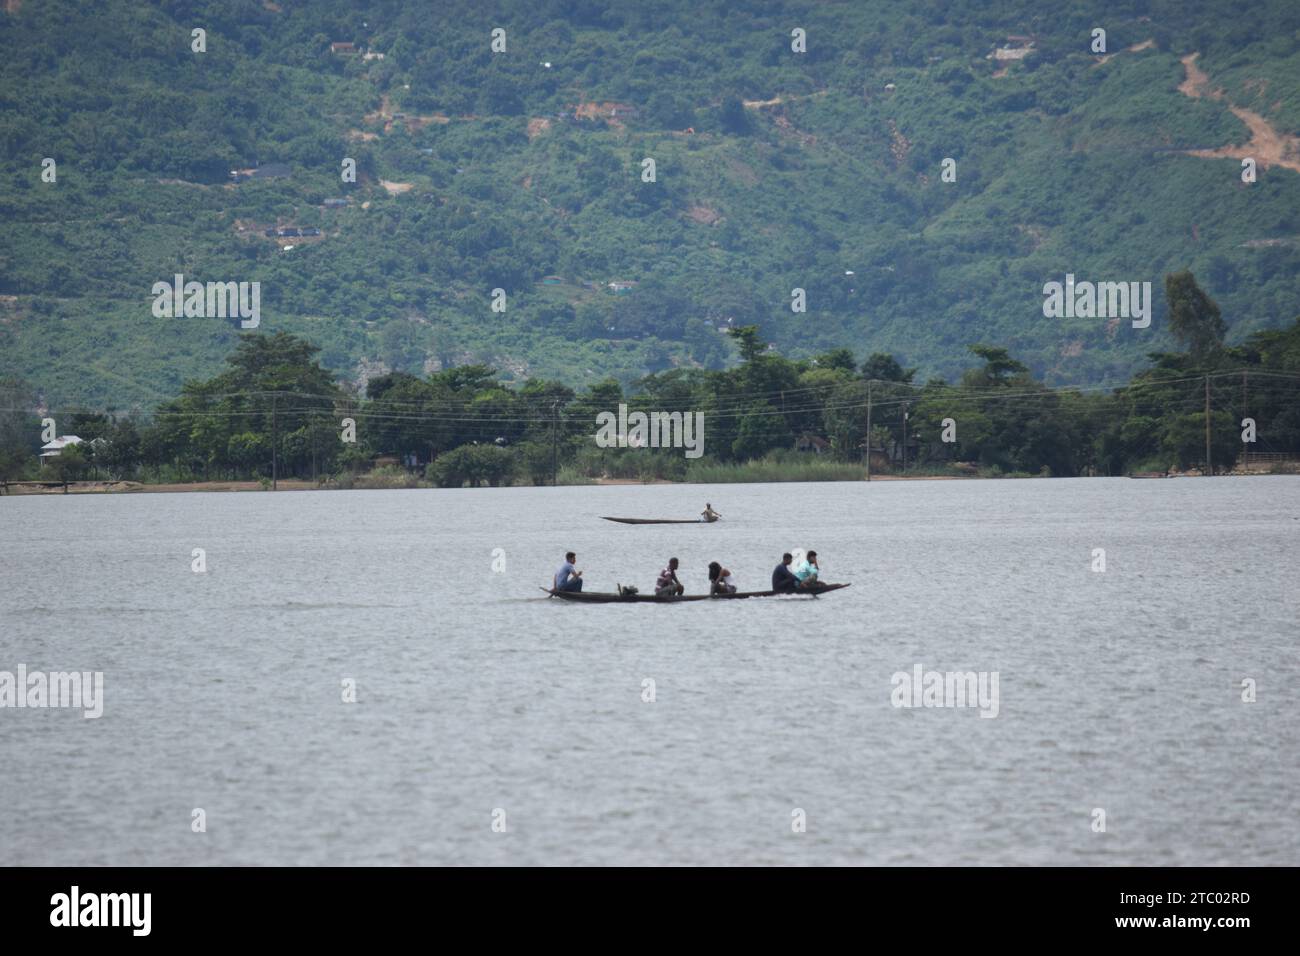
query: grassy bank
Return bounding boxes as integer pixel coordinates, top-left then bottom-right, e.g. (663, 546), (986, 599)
(8, 459), (1290, 494)
(682, 458), (868, 484)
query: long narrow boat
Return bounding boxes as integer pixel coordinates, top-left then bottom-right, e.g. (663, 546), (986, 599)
(601, 516), (717, 524)
(541, 583), (849, 603)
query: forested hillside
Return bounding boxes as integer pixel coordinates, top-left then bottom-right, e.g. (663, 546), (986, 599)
(2, 0), (1299, 410)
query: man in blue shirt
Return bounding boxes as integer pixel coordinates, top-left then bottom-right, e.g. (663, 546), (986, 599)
(554, 551), (583, 592)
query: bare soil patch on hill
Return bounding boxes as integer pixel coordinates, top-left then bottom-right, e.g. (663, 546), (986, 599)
(1178, 53), (1300, 173)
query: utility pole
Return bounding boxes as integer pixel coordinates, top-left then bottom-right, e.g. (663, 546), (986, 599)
(864, 380), (872, 481)
(550, 400), (559, 487)
(1203, 374), (1211, 477)
(901, 403), (909, 474)
(1242, 371), (1248, 468)
(271, 394), (279, 490)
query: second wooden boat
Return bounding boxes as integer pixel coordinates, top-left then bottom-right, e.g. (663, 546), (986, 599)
(601, 516), (717, 524)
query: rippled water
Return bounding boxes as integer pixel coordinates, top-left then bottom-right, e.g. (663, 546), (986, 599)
(1, 477), (1297, 865)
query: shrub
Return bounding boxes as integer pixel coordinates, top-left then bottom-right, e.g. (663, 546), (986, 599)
(428, 444), (516, 487)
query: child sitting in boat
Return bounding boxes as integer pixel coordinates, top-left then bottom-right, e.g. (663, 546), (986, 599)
(700, 503), (721, 522)
(708, 561), (737, 595)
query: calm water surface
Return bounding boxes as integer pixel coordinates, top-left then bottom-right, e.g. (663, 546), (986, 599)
(1, 477), (1297, 865)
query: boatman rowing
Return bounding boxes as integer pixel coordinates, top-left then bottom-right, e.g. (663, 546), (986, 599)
(701, 503), (721, 522)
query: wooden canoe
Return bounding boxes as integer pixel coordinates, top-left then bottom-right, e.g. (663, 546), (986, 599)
(601, 516), (717, 524)
(541, 583), (849, 603)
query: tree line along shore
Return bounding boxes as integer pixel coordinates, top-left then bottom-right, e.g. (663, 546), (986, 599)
(3, 273), (1299, 493)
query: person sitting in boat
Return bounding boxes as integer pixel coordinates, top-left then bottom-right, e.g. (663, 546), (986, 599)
(771, 553), (799, 593)
(554, 551), (583, 593)
(701, 503), (721, 523)
(793, 550), (820, 588)
(655, 557), (684, 596)
(708, 561), (737, 595)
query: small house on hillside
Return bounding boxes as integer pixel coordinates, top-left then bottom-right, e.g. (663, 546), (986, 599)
(39, 435), (84, 465)
(256, 163), (292, 179)
(323, 198), (350, 208)
(795, 434), (831, 455)
(331, 42), (357, 55)
(571, 101), (639, 123)
(542, 275), (563, 285)
(989, 35), (1035, 60)
(231, 163), (291, 183)
(608, 280), (637, 295)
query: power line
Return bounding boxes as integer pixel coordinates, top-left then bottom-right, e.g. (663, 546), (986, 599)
(8, 371), (1300, 426)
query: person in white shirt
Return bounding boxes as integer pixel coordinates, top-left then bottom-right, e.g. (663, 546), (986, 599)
(708, 561), (737, 595)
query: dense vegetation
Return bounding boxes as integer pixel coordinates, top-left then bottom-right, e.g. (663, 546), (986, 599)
(2, 1), (1299, 412)
(3, 272), (1297, 487)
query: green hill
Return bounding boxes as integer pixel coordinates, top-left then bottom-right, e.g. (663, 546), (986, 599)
(2, 0), (1299, 409)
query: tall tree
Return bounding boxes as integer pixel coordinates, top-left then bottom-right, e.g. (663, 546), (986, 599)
(0, 376), (37, 483)
(861, 352), (915, 383)
(725, 324), (764, 363)
(1165, 271), (1226, 362)
(963, 345), (1028, 387)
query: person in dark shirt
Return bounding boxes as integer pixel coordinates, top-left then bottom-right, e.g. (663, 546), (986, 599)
(771, 553), (799, 593)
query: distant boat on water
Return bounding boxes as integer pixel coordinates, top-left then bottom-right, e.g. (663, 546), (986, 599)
(601, 516), (718, 524)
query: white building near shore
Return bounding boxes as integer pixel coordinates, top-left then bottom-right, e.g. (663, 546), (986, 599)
(39, 435), (84, 465)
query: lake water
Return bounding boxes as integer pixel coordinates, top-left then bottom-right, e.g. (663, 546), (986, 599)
(1, 477), (1297, 866)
